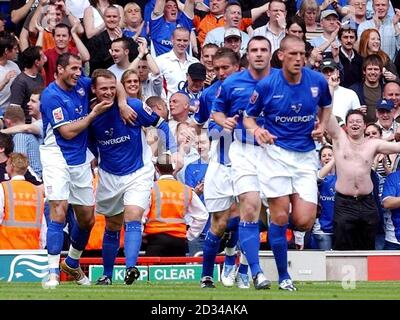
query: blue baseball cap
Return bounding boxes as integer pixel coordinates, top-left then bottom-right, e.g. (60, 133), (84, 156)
(376, 99), (394, 111)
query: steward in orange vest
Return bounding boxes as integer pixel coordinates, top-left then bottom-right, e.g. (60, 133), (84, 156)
(144, 154), (208, 256)
(0, 153), (44, 249)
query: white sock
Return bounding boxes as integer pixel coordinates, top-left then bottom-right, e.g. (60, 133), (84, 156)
(68, 246), (83, 260)
(48, 254), (60, 270)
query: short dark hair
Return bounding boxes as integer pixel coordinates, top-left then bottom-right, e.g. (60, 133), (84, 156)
(365, 122), (382, 136)
(247, 35), (271, 52)
(338, 27), (357, 41)
(345, 109), (366, 124)
(156, 153), (174, 175)
(56, 52), (81, 74)
(0, 132), (14, 156)
(0, 34), (18, 56)
(52, 23), (71, 37)
(111, 37), (130, 50)
(20, 46), (42, 69)
(362, 54), (383, 71)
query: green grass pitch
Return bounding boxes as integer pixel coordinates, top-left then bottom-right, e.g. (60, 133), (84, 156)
(1, 281), (400, 300)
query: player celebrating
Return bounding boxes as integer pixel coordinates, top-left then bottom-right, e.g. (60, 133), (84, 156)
(244, 35), (332, 291)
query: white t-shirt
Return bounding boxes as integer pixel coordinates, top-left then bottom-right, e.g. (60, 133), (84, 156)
(0, 60), (21, 115)
(107, 64), (127, 82)
(331, 85), (361, 122)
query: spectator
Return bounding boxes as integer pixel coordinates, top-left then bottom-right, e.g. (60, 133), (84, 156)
(358, 28), (399, 83)
(185, 132), (211, 256)
(175, 121), (200, 184)
(338, 20), (363, 88)
(88, 5), (138, 74)
(83, 0), (124, 39)
(40, 23), (90, 85)
(128, 36), (162, 101)
(0, 35), (20, 116)
(143, 153), (208, 256)
(10, 0), (38, 36)
(28, 0), (84, 51)
(108, 37), (131, 80)
(178, 62), (207, 115)
(320, 58), (361, 121)
(350, 54), (384, 123)
(150, 0), (193, 56)
(327, 109), (400, 250)
(204, 1), (250, 54)
(0, 12), (8, 35)
(0, 152), (44, 250)
(1, 88), (44, 144)
(271, 15), (314, 68)
(122, 2), (147, 41)
(10, 46), (46, 123)
(0, 132), (42, 186)
(357, 0), (400, 61)
(155, 27), (199, 103)
(340, 0), (368, 28)
(121, 69), (143, 99)
(192, 0), (268, 47)
(383, 81), (400, 122)
(3, 106), (42, 179)
(313, 144), (335, 250)
(309, 9), (340, 56)
(223, 27), (243, 56)
(381, 166), (400, 250)
(252, 0), (287, 54)
(298, 0), (323, 42)
(200, 43), (218, 87)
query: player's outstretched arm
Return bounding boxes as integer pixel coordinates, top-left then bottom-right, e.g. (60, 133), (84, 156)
(58, 101), (113, 140)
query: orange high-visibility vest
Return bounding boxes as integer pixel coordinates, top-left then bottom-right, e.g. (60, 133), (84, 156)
(0, 180), (43, 249)
(144, 179), (192, 239)
(260, 229), (294, 244)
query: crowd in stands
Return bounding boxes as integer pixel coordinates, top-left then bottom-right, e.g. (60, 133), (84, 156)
(1, 0), (400, 263)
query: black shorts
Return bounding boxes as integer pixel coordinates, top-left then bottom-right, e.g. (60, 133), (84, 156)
(333, 192), (379, 250)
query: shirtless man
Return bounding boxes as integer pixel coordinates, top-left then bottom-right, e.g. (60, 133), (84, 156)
(327, 109), (400, 250)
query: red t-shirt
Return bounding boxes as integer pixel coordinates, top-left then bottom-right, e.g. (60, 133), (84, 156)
(44, 47), (79, 86)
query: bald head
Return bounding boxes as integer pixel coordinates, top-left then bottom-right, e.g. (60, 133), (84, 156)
(279, 35), (305, 51)
(384, 82), (400, 107)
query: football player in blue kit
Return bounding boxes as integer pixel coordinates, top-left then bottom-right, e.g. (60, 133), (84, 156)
(244, 35), (332, 291)
(212, 36), (277, 290)
(88, 69), (177, 285)
(192, 47), (244, 289)
(40, 53), (128, 288)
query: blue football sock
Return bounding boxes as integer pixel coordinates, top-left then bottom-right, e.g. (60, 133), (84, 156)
(201, 231), (221, 278)
(124, 221), (142, 268)
(70, 224), (91, 251)
(269, 223), (290, 283)
(66, 223), (91, 268)
(239, 221), (261, 277)
(226, 216), (240, 232)
(238, 263), (248, 274)
(47, 221), (65, 255)
(102, 229), (120, 278)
